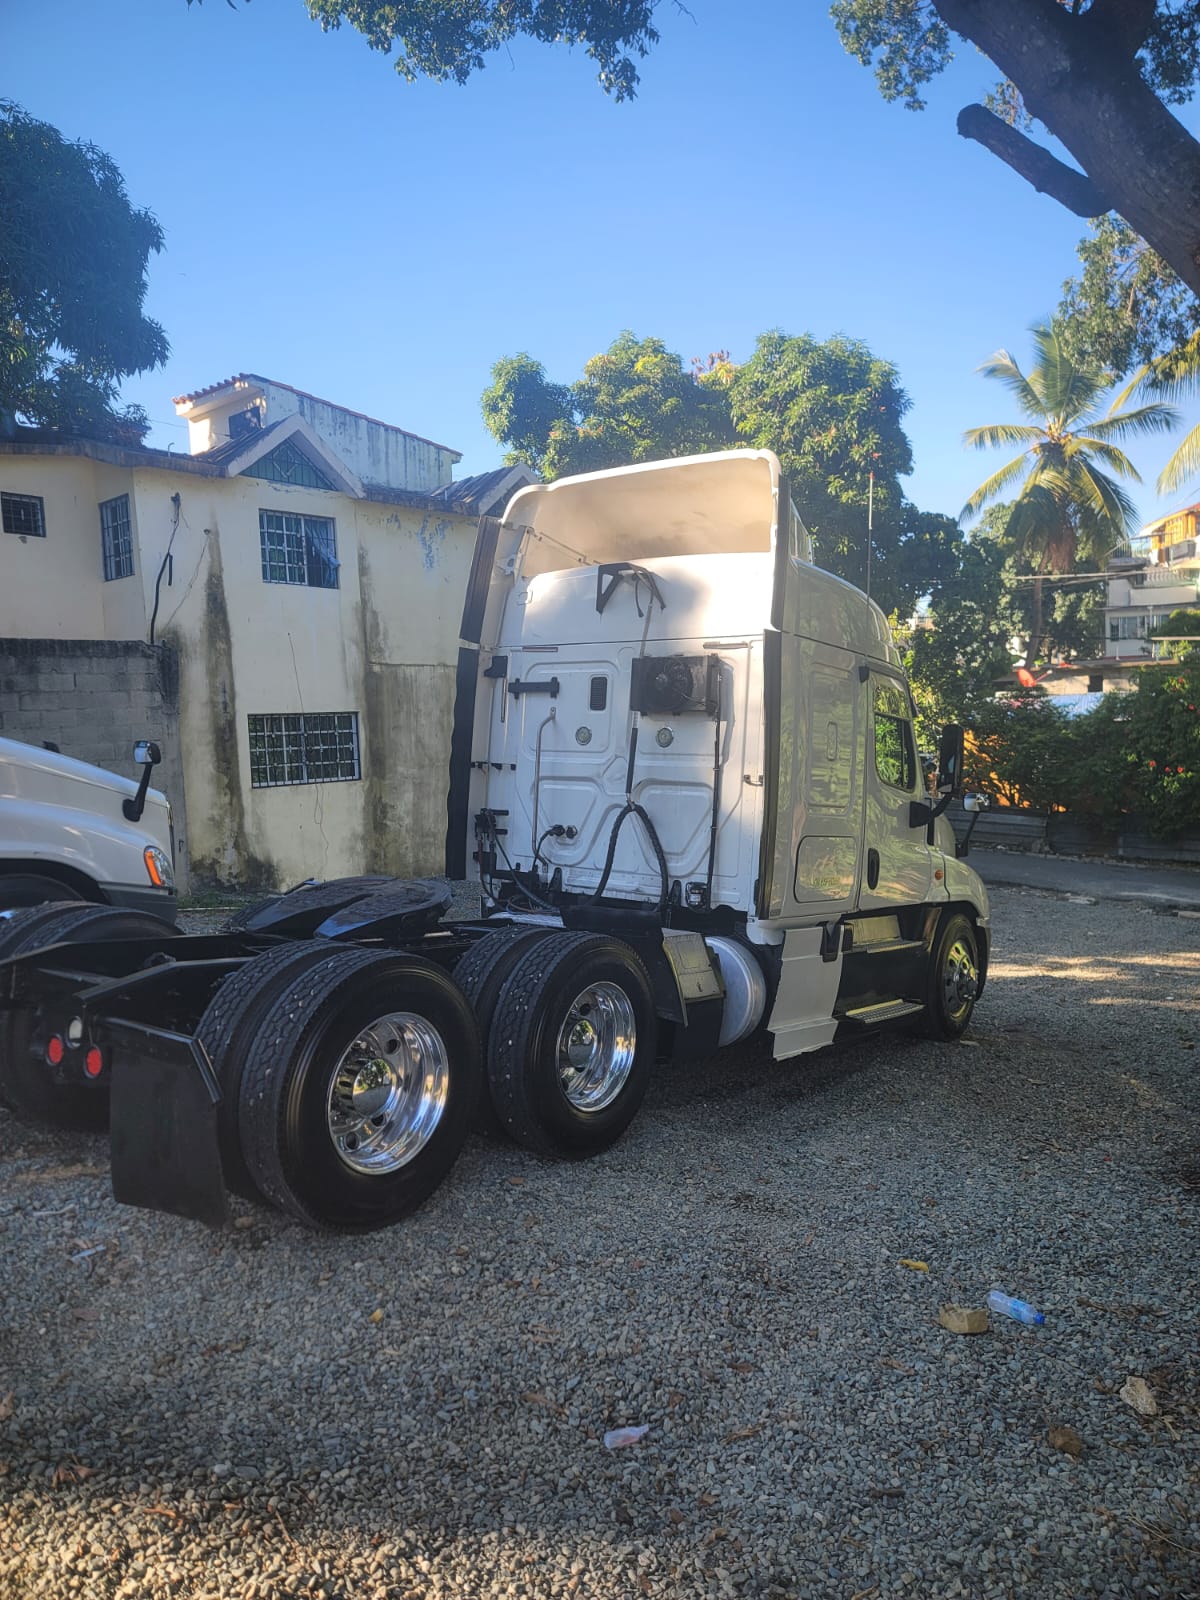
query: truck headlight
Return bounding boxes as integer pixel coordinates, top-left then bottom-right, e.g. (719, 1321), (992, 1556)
(143, 845), (175, 890)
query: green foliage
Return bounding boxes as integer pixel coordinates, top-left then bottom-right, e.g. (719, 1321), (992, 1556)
(1100, 662), (1200, 835)
(832, 1), (1200, 118)
(480, 354), (572, 474)
(964, 324), (1177, 661)
(830, 0), (953, 110)
(1153, 606), (1200, 643)
(727, 330), (916, 601)
(298, 0), (657, 98)
(963, 693), (1073, 811)
(0, 102), (167, 444)
(481, 328), (962, 618)
(481, 332), (736, 480)
(956, 663), (1200, 837)
(1053, 218), (1197, 380)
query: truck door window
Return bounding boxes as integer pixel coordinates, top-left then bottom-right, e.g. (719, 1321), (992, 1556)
(873, 678), (917, 791)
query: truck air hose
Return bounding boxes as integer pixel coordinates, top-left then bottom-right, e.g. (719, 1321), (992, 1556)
(589, 726), (671, 918)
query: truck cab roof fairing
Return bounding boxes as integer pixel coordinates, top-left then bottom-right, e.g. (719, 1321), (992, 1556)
(501, 450), (782, 580)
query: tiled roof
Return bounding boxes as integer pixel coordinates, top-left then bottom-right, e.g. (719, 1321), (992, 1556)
(195, 417), (288, 468)
(172, 373), (259, 407)
(172, 373), (460, 457)
(420, 466), (536, 517)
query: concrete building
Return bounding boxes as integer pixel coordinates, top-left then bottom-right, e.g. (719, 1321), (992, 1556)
(1105, 503), (1200, 658)
(0, 375), (532, 891)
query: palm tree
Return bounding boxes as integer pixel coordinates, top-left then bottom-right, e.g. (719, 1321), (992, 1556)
(1120, 330), (1200, 496)
(963, 324), (1177, 666)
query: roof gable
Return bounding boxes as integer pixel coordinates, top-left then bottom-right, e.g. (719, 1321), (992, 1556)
(209, 414), (364, 497)
(244, 436), (337, 491)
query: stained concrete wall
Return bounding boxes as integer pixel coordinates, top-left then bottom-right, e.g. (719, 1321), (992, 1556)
(2, 447), (478, 891)
(0, 637), (189, 890)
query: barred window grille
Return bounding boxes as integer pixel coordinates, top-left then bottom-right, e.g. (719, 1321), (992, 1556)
(100, 495), (134, 580)
(245, 440), (336, 490)
(2, 492), (46, 537)
(258, 510), (339, 588)
(248, 712), (361, 788)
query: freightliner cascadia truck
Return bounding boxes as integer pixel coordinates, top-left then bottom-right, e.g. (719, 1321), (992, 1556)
(0, 450), (989, 1231)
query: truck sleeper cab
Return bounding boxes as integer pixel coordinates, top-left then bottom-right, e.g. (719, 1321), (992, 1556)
(0, 451), (988, 1234)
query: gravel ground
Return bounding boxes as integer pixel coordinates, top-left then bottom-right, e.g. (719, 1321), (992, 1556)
(0, 885), (1196, 1600)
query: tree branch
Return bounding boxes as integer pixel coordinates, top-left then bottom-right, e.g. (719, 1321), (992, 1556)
(1081, 0), (1158, 61)
(956, 103), (1111, 216)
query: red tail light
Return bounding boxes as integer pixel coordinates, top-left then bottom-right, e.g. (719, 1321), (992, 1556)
(46, 1035), (65, 1066)
(84, 1046), (104, 1079)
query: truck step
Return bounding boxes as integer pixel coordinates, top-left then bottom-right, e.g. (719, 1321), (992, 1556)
(841, 998), (925, 1026)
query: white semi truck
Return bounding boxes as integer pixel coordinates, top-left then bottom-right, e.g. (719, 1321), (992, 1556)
(0, 737), (176, 919)
(0, 450), (989, 1231)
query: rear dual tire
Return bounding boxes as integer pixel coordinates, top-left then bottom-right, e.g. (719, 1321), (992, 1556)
(210, 947), (481, 1231)
(484, 931), (656, 1158)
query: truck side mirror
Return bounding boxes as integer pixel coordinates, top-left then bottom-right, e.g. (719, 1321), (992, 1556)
(124, 740), (162, 822)
(937, 724), (965, 797)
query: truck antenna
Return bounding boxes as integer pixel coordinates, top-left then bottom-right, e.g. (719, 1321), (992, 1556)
(866, 469), (874, 604)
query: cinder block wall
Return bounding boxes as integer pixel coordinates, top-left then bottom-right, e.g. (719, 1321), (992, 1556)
(0, 639), (190, 891)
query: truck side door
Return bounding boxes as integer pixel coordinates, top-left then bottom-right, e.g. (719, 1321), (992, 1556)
(858, 671), (933, 911)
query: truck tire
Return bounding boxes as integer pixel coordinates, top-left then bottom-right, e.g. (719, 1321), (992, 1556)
(454, 926), (554, 1135)
(195, 941), (343, 1200)
(0, 875), (87, 913)
(920, 912), (981, 1040)
(486, 931), (656, 1158)
(0, 905), (179, 1127)
(236, 948), (481, 1231)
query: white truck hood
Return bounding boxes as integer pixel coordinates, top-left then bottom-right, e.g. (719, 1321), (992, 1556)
(0, 737), (173, 862)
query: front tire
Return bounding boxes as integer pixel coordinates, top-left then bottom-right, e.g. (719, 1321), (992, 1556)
(486, 932), (656, 1158)
(921, 912), (980, 1040)
(236, 948), (481, 1230)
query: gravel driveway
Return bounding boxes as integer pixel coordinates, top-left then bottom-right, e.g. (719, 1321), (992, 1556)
(0, 887), (1196, 1600)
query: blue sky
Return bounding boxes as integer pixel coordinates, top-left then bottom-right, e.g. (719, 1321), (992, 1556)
(4, 0), (1196, 528)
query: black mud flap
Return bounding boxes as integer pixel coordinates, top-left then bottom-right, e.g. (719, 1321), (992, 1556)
(104, 1020), (229, 1229)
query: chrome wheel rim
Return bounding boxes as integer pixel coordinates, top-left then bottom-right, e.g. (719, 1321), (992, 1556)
(325, 1012), (449, 1175)
(942, 938), (979, 1021)
(556, 981), (637, 1112)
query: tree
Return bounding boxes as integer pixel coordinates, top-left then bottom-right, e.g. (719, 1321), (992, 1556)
(727, 330), (917, 600)
(0, 102), (168, 445)
(276, 0), (656, 99)
(1091, 659), (1200, 833)
(481, 329), (964, 617)
(832, 2), (1200, 300)
(1116, 328), (1200, 493)
(481, 333), (736, 480)
(1153, 605), (1200, 646)
(962, 692), (1076, 810)
(203, 4), (1200, 304)
(962, 323), (1176, 663)
(1054, 216), (1198, 379)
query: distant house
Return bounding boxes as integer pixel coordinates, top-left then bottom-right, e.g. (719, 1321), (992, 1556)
(0, 374), (533, 890)
(1105, 503), (1200, 658)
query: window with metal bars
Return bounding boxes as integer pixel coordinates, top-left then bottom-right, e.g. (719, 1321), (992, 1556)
(245, 440), (336, 490)
(247, 712), (361, 788)
(2, 492), (46, 538)
(100, 495), (134, 580)
(258, 510), (339, 588)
